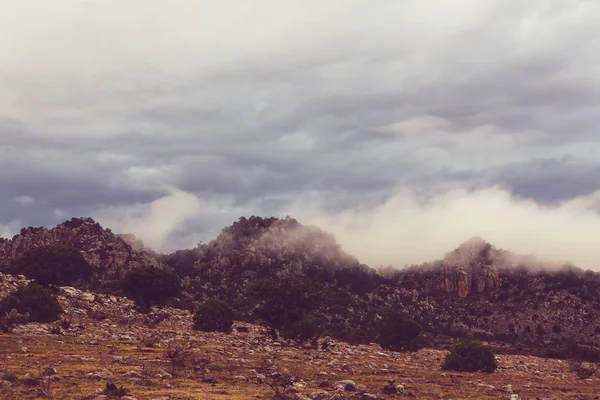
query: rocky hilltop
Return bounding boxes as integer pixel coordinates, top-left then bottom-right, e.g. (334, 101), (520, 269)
(0, 217), (160, 282)
(1, 216), (600, 350)
(2, 272), (598, 400)
(423, 237), (502, 297)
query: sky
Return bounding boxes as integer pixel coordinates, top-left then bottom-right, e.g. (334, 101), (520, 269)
(2, 0), (600, 268)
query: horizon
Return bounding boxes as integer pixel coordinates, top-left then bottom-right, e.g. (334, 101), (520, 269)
(2, 1), (600, 269)
(0, 214), (583, 272)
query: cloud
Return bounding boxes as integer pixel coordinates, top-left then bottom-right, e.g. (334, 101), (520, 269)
(0, 220), (22, 239)
(92, 187), (203, 251)
(1, 0), (600, 256)
(483, 156), (600, 202)
(286, 186), (600, 270)
(13, 195), (35, 206)
(380, 115), (452, 136)
(53, 209), (68, 218)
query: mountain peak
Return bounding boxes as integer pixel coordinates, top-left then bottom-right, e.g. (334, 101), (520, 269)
(0, 217), (160, 282)
(443, 237), (495, 268)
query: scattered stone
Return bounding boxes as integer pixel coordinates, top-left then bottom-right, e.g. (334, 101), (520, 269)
(155, 371), (173, 380)
(309, 391), (330, 400)
(334, 380), (357, 392)
(256, 373), (266, 384)
(502, 384), (513, 393)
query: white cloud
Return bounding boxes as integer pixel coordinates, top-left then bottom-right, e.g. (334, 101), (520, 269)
(380, 115), (451, 136)
(0, 220), (22, 238)
(92, 186), (203, 251)
(2, 0), (600, 247)
(53, 209), (68, 218)
(13, 195), (35, 206)
(286, 186), (600, 270)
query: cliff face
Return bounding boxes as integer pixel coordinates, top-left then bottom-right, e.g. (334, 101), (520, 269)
(0, 218), (159, 281)
(434, 238), (500, 297)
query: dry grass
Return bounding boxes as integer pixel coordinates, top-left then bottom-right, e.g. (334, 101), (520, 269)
(1, 318), (600, 399)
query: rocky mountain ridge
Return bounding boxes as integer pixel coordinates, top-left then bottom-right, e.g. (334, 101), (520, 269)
(2, 270), (597, 399)
(0, 218), (160, 283)
(2, 216), (600, 349)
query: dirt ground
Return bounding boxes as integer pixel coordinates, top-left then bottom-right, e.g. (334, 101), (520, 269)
(1, 315), (599, 400)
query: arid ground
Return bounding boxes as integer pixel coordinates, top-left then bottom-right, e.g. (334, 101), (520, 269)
(1, 304), (599, 400)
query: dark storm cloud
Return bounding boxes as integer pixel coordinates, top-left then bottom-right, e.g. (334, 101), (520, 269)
(2, 0), (600, 258)
(487, 157), (600, 202)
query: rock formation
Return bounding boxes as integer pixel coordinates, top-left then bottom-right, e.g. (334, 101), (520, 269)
(436, 237), (500, 297)
(0, 217), (159, 281)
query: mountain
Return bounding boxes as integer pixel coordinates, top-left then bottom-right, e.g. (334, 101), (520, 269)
(1, 271), (595, 400)
(2, 215), (600, 350)
(0, 217), (160, 283)
(389, 239), (600, 347)
(158, 217), (600, 348)
(161, 216), (384, 342)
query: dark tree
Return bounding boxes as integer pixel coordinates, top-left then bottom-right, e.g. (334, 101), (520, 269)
(121, 266), (181, 308)
(193, 298), (235, 333)
(442, 337), (497, 373)
(279, 314), (318, 344)
(377, 309), (421, 351)
(251, 274), (322, 341)
(6, 246), (93, 287)
(0, 283), (62, 323)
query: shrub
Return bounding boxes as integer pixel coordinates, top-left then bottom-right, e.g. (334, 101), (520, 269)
(1, 370), (17, 382)
(567, 343), (600, 380)
(6, 246), (93, 287)
(377, 310), (421, 351)
(0, 308), (30, 333)
(0, 283), (62, 323)
(251, 274), (322, 340)
(442, 337), (497, 373)
(193, 298), (235, 333)
(121, 266), (181, 308)
(279, 314), (317, 343)
(543, 339), (595, 361)
(256, 358), (301, 400)
(544, 340), (600, 379)
(101, 382), (129, 397)
(164, 344), (191, 376)
(569, 359), (600, 379)
(544, 346), (570, 359)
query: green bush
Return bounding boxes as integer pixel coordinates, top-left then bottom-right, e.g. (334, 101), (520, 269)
(0, 308), (30, 332)
(121, 266), (181, 308)
(6, 246), (93, 287)
(0, 283), (62, 323)
(251, 274), (322, 340)
(193, 298), (235, 333)
(377, 310), (421, 351)
(543, 339), (594, 361)
(442, 337), (497, 373)
(279, 314), (317, 343)
(544, 346), (570, 359)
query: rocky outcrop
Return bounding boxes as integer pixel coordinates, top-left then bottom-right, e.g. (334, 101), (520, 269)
(436, 237), (500, 297)
(0, 217), (159, 281)
(116, 233), (155, 254)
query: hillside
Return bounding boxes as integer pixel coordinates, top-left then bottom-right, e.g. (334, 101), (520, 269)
(0, 218), (160, 284)
(2, 216), (600, 349)
(1, 272), (599, 399)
